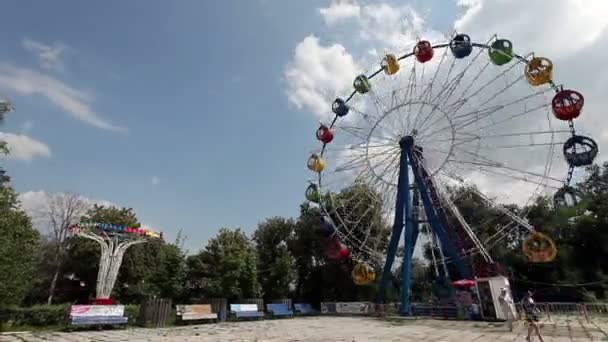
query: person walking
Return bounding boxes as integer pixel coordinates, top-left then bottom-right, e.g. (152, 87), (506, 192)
(498, 288), (515, 331)
(522, 290), (544, 342)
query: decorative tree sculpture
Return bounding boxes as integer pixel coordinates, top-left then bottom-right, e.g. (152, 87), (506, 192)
(68, 222), (161, 300)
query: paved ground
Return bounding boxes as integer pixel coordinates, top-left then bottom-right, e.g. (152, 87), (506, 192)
(2, 316), (607, 341)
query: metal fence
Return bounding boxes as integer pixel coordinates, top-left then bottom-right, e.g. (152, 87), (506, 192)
(514, 302), (608, 322)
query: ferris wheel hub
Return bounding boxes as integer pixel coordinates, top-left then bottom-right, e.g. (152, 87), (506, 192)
(399, 135), (415, 149)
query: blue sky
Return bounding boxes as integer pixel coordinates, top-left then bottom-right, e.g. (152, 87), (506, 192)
(2, 0), (607, 254)
(0, 0), (458, 252)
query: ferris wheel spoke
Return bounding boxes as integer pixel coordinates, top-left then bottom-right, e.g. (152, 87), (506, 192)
(445, 57), (522, 116)
(475, 142), (563, 150)
(447, 159), (561, 187)
(423, 100), (548, 141)
(335, 125), (373, 144)
(450, 75), (545, 127)
(472, 103), (550, 132)
(445, 144), (559, 182)
(334, 145), (398, 172)
(404, 65), (418, 132)
(418, 46), (450, 103)
(443, 61), (491, 114)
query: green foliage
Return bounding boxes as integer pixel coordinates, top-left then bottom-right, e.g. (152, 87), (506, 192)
(0, 179), (41, 307)
(253, 217), (296, 299)
(0, 304), (69, 328)
(187, 228), (260, 301)
(144, 240), (188, 300)
(124, 304), (140, 325)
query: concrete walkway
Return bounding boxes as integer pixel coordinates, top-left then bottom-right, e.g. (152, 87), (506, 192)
(1, 316), (607, 341)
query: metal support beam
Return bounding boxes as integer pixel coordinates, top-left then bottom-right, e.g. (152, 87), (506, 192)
(375, 145), (409, 304)
(407, 149), (472, 279)
(400, 150), (414, 315)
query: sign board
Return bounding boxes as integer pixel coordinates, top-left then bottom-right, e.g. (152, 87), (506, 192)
(70, 305), (125, 317)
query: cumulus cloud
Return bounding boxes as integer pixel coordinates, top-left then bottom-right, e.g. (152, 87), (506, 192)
(0, 132), (51, 161)
(22, 38), (66, 72)
(455, 0), (608, 58)
(285, 35), (360, 120)
(0, 64), (125, 132)
(320, 1), (442, 50)
(319, 0), (361, 25)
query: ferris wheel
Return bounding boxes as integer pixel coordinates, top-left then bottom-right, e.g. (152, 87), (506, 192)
(305, 33), (598, 309)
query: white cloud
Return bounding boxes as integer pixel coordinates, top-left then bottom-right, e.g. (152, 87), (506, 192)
(0, 132), (51, 161)
(285, 35), (360, 120)
(0, 64), (125, 132)
(151, 176), (160, 186)
(22, 38), (66, 72)
(320, 1), (443, 50)
(319, 0), (361, 26)
(455, 0), (608, 58)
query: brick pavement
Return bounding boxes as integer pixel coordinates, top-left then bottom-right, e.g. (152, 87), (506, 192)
(1, 316), (607, 341)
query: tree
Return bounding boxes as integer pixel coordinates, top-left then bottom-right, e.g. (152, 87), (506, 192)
(37, 192), (90, 304)
(146, 237), (187, 300)
(0, 153), (40, 306)
(187, 228), (260, 301)
(253, 217), (296, 299)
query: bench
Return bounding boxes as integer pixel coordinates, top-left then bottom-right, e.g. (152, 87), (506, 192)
(176, 304), (218, 322)
(69, 305), (128, 327)
(294, 303), (316, 315)
(230, 304), (264, 319)
(266, 303), (293, 318)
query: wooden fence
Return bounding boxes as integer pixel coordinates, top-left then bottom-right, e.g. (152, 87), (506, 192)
(137, 298), (172, 328)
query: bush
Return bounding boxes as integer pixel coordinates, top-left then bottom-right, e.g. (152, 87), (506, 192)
(124, 304), (140, 325)
(0, 304), (69, 330)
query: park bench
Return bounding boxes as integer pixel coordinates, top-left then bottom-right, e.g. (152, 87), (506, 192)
(69, 304), (128, 327)
(230, 304), (264, 319)
(266, 303), (293, 318)
(294, 303), (316, 315)
(176, 304), (218, 322)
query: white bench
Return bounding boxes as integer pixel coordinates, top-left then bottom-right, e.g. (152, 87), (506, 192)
(230, 304), (264, 319)
(176, 304), (217, 321)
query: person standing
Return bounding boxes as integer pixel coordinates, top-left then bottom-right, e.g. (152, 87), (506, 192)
(522, 290), (544, 342)
(498, 288), (515, 331)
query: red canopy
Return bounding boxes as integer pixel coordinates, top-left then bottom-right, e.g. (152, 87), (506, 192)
(451, 279), (476, 288)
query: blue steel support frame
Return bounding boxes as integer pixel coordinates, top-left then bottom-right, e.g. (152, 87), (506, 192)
(375, 143), (409, 304)
(376, 136), (470, 315)
(400, 154), (414, 315)
(407, 148), (472, 280)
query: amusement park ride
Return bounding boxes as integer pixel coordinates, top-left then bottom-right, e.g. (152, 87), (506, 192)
(306, 33), (597, 317)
